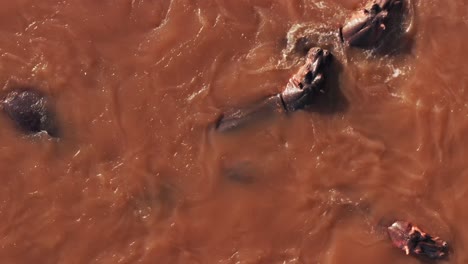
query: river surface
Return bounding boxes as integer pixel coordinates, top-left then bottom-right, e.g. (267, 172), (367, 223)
(0, 0), (467, 263)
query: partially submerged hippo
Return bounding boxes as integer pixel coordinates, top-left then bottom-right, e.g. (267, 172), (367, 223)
(216, 48), (333, 132)
(281, 48), (332, 112)
(388, 221), (449, 260)
(217, 0), (412, 132)
(1, 89), (58, 137)
(340, 0), (406, 49)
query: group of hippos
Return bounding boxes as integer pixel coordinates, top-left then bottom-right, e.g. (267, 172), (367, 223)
(0, 0), (449, 261)
(216, 0), (450, 261)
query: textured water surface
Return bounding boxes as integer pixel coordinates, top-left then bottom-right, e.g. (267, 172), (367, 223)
(0, 0), (467, 263)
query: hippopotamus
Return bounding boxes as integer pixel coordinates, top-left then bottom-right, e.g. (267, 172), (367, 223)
(216, 0), (412, 132)
(340, 0), (406, 49)
(388, 221), (449, 260)
(1, 89), (58, 137)
(216, 47), (333, 132)
(281, 48), (332, 112)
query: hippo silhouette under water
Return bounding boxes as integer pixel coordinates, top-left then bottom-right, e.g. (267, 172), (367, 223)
(216, 47), (333, 132)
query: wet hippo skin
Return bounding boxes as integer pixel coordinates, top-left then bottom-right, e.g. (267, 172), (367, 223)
(216, 94), (285, 132)
(340, 0), (405, 49)
(280, 48), (332, 112)
(388, 221), (449, 260)
(1, 89), (58, 137)
(216, 48), (333, 132)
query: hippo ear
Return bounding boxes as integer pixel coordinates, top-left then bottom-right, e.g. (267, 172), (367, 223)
(370, 4), (382, 14)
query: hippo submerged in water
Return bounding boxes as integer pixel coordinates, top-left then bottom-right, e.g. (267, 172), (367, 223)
(388, 221), (449, 260)
(217, 0), (411, 132)
(216, 47), (333, 132)
(216, 1), (451, 261)
(1, 89), (58, 137)
(340, 0), (407, 49)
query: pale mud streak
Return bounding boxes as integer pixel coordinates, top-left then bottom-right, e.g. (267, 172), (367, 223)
(0, 0), (467, 263)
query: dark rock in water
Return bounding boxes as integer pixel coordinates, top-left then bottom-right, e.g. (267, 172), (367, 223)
(388, 221), (449, 260)
(340, 0), (406, 49)
(2, 89), (58, 137)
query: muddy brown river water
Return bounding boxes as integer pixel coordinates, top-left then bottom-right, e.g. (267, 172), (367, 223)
(0, 0), (467, 263)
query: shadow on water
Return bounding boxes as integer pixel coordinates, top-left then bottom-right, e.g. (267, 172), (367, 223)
(407, 249), (451, 264)
(223, 161), (256, 185)
(374, 25), (416, 57)
(305, 57), (349, 115)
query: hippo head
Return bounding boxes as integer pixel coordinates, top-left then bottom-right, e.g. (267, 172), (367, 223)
(388, 221), (449, 260)
(340, 0), (404, 49)
(280, 47), (333, 112)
